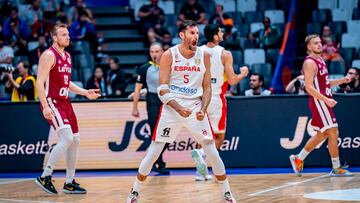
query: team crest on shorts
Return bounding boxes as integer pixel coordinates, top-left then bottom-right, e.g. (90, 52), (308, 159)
(202, 129), (207, 136)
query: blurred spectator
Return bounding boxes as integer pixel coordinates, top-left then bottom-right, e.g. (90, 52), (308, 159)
(321, 25), (338, 47)
(0, 35), (14, 64)
(245, 73), (272, 96)
(162, 32), (172, 51)
(69, 10), (97, 52)
(285, 74), (306, 95)
(321, 37), (343, 62)
(3, 7), (30, 42)
(138, 0), (165, 43)
(107, 57), (127, 98)
(4, 61), (37, 102)
(219, 18), (240, 49)
(67, 0), (94, 24)
(338, 67), (360, 93)
(20, 0), (43, 27)
(86, 66), (108, 97)
(209, 4), (230, 27)
(42, 0), (60, 14)
(178, 0), (207, 25)
(248, 17), (281, 49)
(31, 12), (52, 39)
(29, 36), (47, 67)
(147, 23), (169, 44)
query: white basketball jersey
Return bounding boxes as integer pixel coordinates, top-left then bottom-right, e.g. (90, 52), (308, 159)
(200, 45), (226, 95)
(169, 45), (206, 99)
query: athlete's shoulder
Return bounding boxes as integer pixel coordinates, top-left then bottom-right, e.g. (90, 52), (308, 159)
(40, 49), (55, 60)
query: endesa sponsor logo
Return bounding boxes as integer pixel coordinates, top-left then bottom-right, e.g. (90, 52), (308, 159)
(170, 85), (198, 95)
(174, 66), (200, 72)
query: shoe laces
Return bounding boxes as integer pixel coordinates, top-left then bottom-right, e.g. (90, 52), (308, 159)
(334, 163), (350, 174)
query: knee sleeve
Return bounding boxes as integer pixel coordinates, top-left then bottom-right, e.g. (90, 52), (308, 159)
(201, 141), (226, 175)
(138, 142), (166, 175)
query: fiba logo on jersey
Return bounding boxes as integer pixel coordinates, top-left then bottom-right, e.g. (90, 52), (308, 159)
(280, 116), (360, 149)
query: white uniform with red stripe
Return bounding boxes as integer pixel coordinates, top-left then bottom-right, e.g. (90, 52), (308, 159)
(200, 45), (227, 134)
(152, 45), (215, 143)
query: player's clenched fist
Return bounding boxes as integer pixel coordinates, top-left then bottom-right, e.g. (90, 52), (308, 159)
(240, 66), (249, 76)
(176, 106), (192, 118)
(196, 110), (205, 121)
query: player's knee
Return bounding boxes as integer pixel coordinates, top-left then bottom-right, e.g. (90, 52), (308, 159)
(58, 128), (74, 146)
(73, 134), (80, 146)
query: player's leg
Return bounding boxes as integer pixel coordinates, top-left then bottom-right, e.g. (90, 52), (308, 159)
(147, 100), (169, 174)
(215, 133), (225, 149)
(327, 127), (352, 176)
(63, 105), (87, 194)
(201, 140), (236, 202)
(36, 127), (74, 194)
(127, 105), (182, 202)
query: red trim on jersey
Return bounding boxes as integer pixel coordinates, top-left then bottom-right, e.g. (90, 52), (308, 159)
(152, 105), (164, 141)
(206, 112), (216, 139)
(218, 82), (228, 131)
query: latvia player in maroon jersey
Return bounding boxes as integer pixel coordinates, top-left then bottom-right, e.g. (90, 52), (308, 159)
(35, 23), (100, 194)
(289, 34), (353, 177)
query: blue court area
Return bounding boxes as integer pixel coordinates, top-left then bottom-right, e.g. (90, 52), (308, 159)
(1, 167), (359, 179)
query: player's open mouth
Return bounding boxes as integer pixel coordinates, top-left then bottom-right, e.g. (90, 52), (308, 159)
(192, 41), (197, 46)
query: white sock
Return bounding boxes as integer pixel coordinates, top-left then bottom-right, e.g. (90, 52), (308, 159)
(331, 157), (340, 169)
(297, 149), (309, 161)
(66, 135), (80, 184)
(218, 179), (231, 195)
(133, 178), (143, 192)
(41, 165), (54, 178)
(65, 169), (75, 184)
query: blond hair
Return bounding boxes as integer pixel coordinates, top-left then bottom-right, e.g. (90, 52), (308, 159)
(305, 34), (320, 45)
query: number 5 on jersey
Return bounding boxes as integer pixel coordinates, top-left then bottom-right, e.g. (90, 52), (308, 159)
(184, 74), (189, 83)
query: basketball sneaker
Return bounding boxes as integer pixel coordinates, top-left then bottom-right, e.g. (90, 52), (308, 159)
(126, 189), (139, 203)
(289, 154), (304, 176)
(224, 191), (237, 203)
(63, 179), (87, 194)
(330, 165), (353, 177)
(35, 176), (58, 194)
(195, 171), (212, 181)
(191, 149), (208, 178)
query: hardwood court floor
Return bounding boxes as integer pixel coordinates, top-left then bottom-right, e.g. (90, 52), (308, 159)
(0, 173), (359, 203)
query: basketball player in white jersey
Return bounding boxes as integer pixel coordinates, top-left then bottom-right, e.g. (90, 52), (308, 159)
(191, 24), (249, 181)
(127, 20), (237, 203)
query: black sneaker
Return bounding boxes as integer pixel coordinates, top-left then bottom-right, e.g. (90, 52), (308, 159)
(63, 179), (87, 194)
(157, 163), (170, 175)
(35, 176), (58, 194)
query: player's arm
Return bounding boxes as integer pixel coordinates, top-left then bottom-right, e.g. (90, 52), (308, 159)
(222, 50), (248, 85)
(158, 50), (191, 117)
(69, 81), (100, 100)
(196, 52), (211, 121)
(329, 76), (351, 87)
(303, 60), (337, 107)
(132, 82), (143, 117)
(36, 51), (56, 120)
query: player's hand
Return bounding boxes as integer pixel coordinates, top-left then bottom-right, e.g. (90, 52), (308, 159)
(343, 76), (352, 84)
(325, 98), (337, 108)
(196, 110), (205, 121)
(43, 106), (55, 120)
(176, 106), (192, 118)
(85, 89), (101, 100)
(240, 66), (249, 77)
(132, 108), (140, 118)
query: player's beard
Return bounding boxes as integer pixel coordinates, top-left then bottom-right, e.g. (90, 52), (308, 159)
(313, 50), (322, 55)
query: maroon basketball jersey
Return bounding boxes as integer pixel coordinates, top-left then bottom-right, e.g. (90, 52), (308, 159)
(304, 56), (332, 99)
(46, 46), (72, 100)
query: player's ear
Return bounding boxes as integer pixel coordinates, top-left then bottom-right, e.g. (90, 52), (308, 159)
(179, 31), (185, 40)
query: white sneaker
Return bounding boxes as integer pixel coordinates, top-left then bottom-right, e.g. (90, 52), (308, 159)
(195, 171), (212, 181)
(126, 189), (139, 203)
(191, 149), (208, 178)
(224, 191), (237, 203)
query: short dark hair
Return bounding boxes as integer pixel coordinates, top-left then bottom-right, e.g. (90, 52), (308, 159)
(110, 57), (119, 64)
(251, 73), (264, 86)
(204, 24), (220, 43)
(19, 60), (30, 69)
(349, 67), (360, 75)
(178, 20), (197, 33)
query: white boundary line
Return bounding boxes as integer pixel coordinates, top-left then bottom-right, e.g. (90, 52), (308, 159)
(249, 174), (329, 196)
